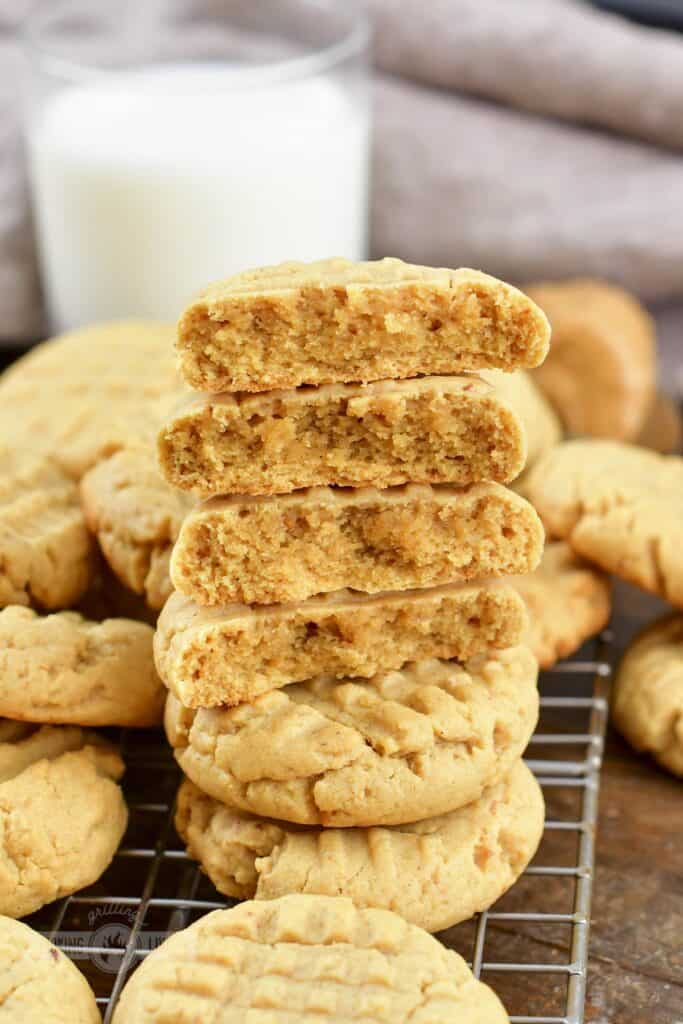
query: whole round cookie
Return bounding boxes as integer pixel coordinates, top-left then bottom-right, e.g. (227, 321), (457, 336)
(0, 321), (183, 480)
(0, 720), (128, 917)
(176, 759), (544, 933)
(0, 916), (99, 1022)
(165, 647), (539, 827)
(80, 446), (192, 610)
(111, 894), (508, 1023)
(613, 615), (683, 777)
(523, 441), (683, 608)
(0, 445), (95, 611)
(525, 278), (656, 441)
(512, 542), (611, 668)
(0, 606), (164, 727)
(637, 391), (683, 455)
(480, 368), (562, 471)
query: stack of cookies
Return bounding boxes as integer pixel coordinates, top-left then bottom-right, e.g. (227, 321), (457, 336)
(155, 257), (551, 932)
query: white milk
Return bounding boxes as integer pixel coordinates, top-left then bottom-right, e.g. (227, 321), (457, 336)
(27, 65), (369, 331)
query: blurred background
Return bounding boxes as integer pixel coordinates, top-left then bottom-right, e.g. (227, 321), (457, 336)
(0, 0), (681, 390)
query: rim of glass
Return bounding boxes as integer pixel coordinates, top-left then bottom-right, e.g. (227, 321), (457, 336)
(21, 0), (371, 87)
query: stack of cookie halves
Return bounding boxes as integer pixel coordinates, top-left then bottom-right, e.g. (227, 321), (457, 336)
(155, 258), (551, 933)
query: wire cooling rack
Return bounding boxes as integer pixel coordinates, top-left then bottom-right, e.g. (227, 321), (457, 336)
(25, 630), (612, 1024)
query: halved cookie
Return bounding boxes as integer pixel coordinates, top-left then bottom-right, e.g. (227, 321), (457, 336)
(0, 605), (164, 727)
(177, 257), (550, 392)
(0, 720), (127, 917)
(176, 759), (544, 933)
(157, 376), (527, 498)
(155, 582), (528, 707)
(165, 647), (539, 827)
(171, 483), (543, 606)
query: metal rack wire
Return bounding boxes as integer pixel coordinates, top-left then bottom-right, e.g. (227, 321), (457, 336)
(26, 629), (613, 1024)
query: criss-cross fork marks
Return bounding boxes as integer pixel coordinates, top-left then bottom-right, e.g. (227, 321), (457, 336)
(36, 634), (611, 1024)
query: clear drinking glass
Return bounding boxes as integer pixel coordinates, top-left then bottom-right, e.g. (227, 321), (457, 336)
(21, 1), (371, 332)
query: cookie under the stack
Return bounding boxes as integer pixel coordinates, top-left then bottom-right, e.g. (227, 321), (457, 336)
(154, 256), (549, 943)
(165, 647), (539, 827)
(175, 758), (544, 933)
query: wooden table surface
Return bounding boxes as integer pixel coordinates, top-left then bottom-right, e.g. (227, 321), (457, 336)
(485, 732), (682, 1023)
(477, 582), (683, 1023)
(583, 584), (682, 1024)
(585, 733), (682, 1021)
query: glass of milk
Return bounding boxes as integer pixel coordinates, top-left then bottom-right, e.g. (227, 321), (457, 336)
(21, 0), (371, 332)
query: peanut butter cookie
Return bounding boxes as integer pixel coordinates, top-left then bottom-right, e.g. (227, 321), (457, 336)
(155, 583), (528, 708)
(613, 615), (683, 777)
(523, 441), (683, 607)
(0, 321), (183, 479)
(525, 279), (655, 442)
(0, 720), (127, 917)
(0, 446), (95, 611)
(512, 542), (611, 668)
(0, 916), (99, 1022)
(481, 369), (562, 471)
(176, 759), (544, 933)
(177, 257), (550, 392)
(165, 647), (538, 827)
(81, 447), (192, 611)
(158, 375), (528, 499)
(0, 606), (164, 727)
(171, 483), (543, 607)
(111, 894), (509, 1022)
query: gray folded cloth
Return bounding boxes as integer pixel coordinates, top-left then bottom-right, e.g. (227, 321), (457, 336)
(4, 0), (683, 341)
(369, 0), (683, 297)
(0, 37), (45, 341)
(368, 0), (683, 149)
(372, 73), (683, 298)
